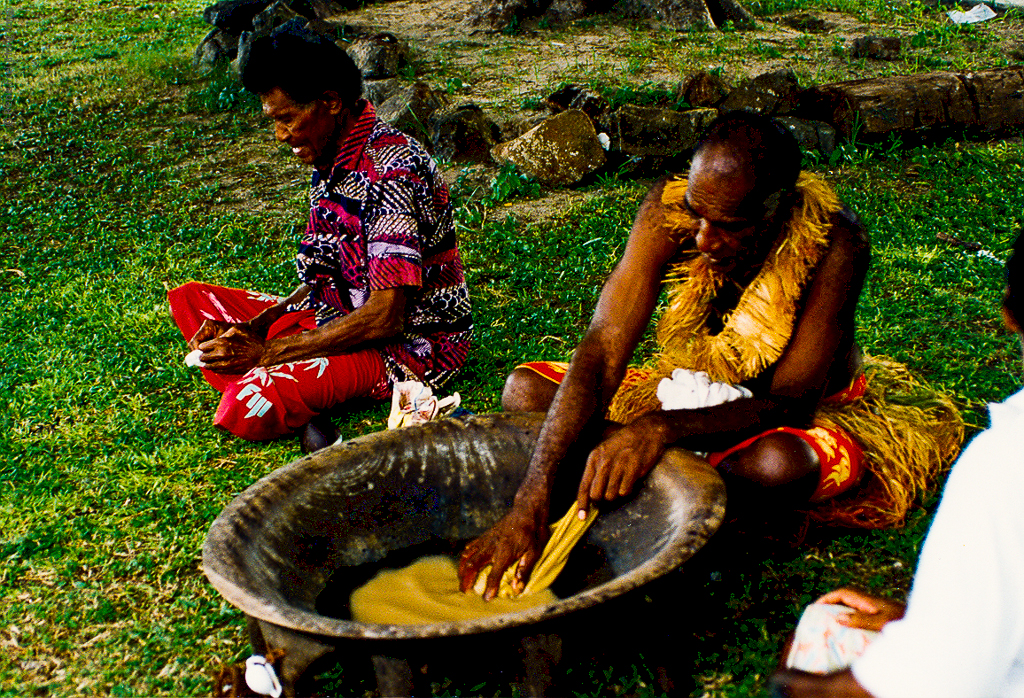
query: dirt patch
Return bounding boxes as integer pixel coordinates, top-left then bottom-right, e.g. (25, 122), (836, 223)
(198, 1), (1024, 224)
(334, 0), (1022, 111)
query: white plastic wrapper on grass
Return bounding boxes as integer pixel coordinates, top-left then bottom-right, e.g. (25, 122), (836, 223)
(947, 3), (996, 23)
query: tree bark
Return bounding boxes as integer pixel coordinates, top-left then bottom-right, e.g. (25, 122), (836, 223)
(468, 0), (755, 31)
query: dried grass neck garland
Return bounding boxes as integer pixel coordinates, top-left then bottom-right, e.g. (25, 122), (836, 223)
(610, 171), (841, 422)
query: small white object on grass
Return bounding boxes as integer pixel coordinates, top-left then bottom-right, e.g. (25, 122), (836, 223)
(184, 349), (206, 368)
(244, 655), (283, 698)
(947, 3), (996, 23)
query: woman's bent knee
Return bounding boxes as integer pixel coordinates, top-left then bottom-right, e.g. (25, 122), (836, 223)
(215, 379), (308, 441)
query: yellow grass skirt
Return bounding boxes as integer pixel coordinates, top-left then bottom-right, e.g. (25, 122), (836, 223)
(808, 356), (963, 528)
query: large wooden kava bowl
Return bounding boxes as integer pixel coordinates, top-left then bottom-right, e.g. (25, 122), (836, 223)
(202, 412), (725, 696)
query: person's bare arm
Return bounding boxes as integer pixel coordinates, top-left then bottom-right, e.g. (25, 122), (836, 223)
(198, 286), (407, 373)
(768, 669), (876, 698)
(247, 284), (312, 339)
(188, 284), (312, 350)
(576, 210), (871, 509)
(457, 179), (680, 599)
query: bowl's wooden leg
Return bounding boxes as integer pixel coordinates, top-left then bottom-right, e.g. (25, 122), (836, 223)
(372, 654), (415, 697)
(518, 632), (562, 698)
(249, 617), (336, 698)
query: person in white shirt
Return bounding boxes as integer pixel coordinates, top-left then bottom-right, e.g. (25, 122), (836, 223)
(769, 231), (1024, 698)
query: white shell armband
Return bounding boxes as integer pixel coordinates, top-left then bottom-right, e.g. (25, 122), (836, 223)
(656, 369), (752, 410)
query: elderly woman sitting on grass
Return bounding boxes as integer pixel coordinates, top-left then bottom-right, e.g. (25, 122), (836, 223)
(168, 21), (472, 452)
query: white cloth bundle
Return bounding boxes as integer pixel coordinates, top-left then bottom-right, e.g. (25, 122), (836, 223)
(184, 349), (206, 368)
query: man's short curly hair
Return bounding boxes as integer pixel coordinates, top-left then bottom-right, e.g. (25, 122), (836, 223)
(694, 110), (802, 199)
(240, 20), (362, 108)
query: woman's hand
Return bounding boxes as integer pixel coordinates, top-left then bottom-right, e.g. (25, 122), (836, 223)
(197, 325), (267, 374)
(457, 502), (549, 601)
(816, 587), (906, 632)
(188, 320), (238, 350)
(576, 413), (668, 514)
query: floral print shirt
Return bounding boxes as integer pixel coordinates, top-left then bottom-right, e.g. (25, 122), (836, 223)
(295, 100), (472, 389)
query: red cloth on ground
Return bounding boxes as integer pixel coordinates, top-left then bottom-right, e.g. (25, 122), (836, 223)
(169, 282), (389, 441)
(517, 361), (652, 390)
(515, 361), (866, 500)
(705, 425), (865, 500)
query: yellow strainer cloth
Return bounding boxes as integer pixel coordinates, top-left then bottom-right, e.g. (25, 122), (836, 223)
(472, 505), (598, 599)
(350, 555), (557, 624)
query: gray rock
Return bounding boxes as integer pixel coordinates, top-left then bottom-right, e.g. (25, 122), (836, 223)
(193, 27), (238, 70)
(631, 0), (755, 30)
(468, 0), (756, 31)
(363, 78), (402, 108)
(775, 116), (837, 156)
(431, 104), (502, 164)
(377, 82), (449, 147)
(233, 30), (254, 75)
(545, 0), (592, 23)
(251, 0), (298, 36)
(608, 105), (718, 157)
(678, 71), (731, 108)
(849, 36), (902, 61)
(491, 110), (606, 186)
(467, 0), (544, 30)
(347, 32), (408, 80)
(500, 113), (551, 141)
(720, 68), (800, 115)
(203, 0), (271, 33)
(544, 84), (611, 127)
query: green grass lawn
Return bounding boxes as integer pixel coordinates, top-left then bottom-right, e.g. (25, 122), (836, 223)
(2, 1), (1023, 696)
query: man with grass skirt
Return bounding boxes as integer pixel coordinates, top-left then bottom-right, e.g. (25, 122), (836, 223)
(459, 111), (962, 601)
(768, 232), (1024, 697)
(168, 22), (472, 452)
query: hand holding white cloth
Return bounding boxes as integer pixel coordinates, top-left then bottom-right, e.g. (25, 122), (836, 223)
(785, 603), (879, 674)
(184, 349), (206, 368)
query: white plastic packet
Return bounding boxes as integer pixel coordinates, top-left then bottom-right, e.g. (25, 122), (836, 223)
(785, 603), (880, 673)
(244, 655), (282, 698)
(184, 349), (205, 368)
(387, 380), (461, 429)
